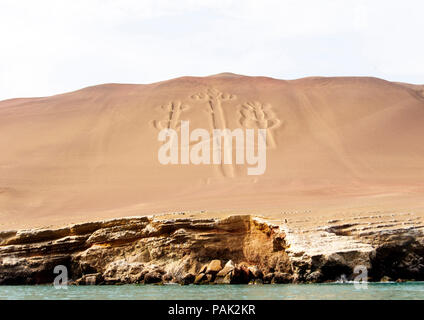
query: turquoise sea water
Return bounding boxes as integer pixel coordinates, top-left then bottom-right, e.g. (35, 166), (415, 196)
(0, 282), (424, 300)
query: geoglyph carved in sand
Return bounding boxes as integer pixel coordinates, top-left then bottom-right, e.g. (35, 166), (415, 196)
(191, 88), (237, 177)
(151, 101), (190, 148)
(152, 100), (190, 131)
(152, 90), (282, 178)
(239, 101), (281, 149)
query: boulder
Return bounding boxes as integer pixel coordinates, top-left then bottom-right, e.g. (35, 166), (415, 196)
(198, 264), (208, 274)
(144, 271), (162, 284)
(231, 265), (251, 284)
(194, 273), (213, 284)
(248, 266), (263, 279)
(206, 260), (222, 274)
(162, 273), (174, 283)
(263, 273), (274, 284)
(75, 273), (103, 285)
(215, 272), (232, 284)
(180, 273), (195, 285)
(194, 273), (207, 284)
(205, 274), (213, 283)
(216, 260), (235, 277)
(271, 272), (292, 284)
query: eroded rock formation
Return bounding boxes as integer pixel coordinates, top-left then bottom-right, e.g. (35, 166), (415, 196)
(0, 214), (423, 285)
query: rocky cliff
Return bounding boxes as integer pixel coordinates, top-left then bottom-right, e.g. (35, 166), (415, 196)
(0, 214), (423, 285)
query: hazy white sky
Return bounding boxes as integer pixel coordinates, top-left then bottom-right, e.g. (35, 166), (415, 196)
(0, 0), (423, 101)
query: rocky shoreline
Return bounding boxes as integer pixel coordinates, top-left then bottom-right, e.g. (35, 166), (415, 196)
(0, 214), (423, 285)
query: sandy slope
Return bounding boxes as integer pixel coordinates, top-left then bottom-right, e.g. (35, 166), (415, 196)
(0, 73), (424, 230)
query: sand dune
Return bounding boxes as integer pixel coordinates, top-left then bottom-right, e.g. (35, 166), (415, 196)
(1, 73), (424, 230)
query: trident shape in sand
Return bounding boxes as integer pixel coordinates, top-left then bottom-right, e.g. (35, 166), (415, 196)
(152, 101), (190, 131)
(191, 88), (237, 177)
(239, 101), (281, 149)
(151, 101), (190, 146)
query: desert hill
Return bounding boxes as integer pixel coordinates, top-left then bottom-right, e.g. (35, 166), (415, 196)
(1, 73), (424, 230)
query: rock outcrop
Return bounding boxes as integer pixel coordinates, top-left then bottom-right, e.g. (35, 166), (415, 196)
(0, 214), (423, 285)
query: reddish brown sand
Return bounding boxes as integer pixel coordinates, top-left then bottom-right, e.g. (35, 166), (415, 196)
(0, 73), (423, 230)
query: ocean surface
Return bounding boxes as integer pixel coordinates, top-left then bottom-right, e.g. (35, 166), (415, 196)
(0, 282), (424, 300)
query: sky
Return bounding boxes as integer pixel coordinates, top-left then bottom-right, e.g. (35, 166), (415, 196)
(0, 0), (423, 101)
